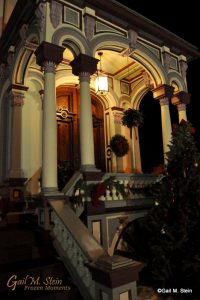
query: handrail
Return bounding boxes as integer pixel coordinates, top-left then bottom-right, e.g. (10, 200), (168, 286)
(49, 199), (106, 300)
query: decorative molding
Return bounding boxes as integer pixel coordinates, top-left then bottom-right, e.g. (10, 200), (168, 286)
(96, 21), (125, 36)
(84, 14), (96, 41)
(24, 41), (38, 51)
(120, 81), (130, 95)
(35, 2), (46, 32)
(63, 5), (81, 29)
(44, 61), (56, 74)
(128, 29), (138, 51)
(50, 0), (62, 29)
(19, 24), (28, 43)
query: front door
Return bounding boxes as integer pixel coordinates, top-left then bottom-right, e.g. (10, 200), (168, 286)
(56, 86), (106, 183)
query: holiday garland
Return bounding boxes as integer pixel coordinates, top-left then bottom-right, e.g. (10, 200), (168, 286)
(110, 134), (129, 157)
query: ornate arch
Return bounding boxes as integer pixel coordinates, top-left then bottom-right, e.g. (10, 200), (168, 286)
(90, 33), (168, 87)
(168, 70), (187, 92)
(52, 26), (90, 55)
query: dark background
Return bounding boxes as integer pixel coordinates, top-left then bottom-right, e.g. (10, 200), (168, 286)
(117, 1), (200, 140)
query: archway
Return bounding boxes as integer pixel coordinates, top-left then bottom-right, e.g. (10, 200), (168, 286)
(139, 91), (164, 173)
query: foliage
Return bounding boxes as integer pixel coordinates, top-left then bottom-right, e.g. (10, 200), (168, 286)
(122, 108), (143, 139)
(122, 121), (200, 295)
(110, 134), (129, 157)
(122, 108), (144, 128)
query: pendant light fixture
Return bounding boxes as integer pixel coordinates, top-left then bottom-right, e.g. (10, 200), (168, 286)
(95, 52), (109, 95)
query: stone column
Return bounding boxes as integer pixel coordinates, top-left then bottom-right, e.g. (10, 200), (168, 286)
(152, 84), (174, 161)
(171, 91), (191, 122)
(71, 54), (98, 172)
(9, 90), (25, 178)
(35, 42), (64, 194)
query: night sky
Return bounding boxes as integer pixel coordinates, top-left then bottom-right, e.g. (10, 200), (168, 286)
(117, 1), (200, 144)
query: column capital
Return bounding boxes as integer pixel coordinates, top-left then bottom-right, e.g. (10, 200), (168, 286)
(35, 41), (64, 67)
(159, 97), (169, 106)
(70, 53), (98, 76)
(177, 103), (186, 112)
(79, 71), (90, 82)
(152, 84), (174, 100)
(171, 91), (191, 105)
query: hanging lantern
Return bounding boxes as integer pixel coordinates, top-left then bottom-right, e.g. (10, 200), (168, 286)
(95, 52), (109, 95)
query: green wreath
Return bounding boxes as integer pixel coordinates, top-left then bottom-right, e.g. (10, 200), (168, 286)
(122, 108), (143, 139)
(110, 134), (129, 157)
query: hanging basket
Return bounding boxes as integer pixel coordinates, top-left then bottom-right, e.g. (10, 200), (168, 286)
(110, 134), (129, 157)
(122, 108), (144, 139)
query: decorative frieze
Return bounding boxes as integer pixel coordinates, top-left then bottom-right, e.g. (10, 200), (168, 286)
(50, 0), (62, 29)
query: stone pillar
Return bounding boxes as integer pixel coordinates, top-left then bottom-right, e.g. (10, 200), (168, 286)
(71, 54), (98, 172)
(9, 90), (26, 178)
(171, 91), (191, 122)
(87, 255), (144, 300)
(35, 42), (64, 194)
(152, 84), (174, 161)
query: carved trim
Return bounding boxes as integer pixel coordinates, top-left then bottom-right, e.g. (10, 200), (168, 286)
(70, 54), (98, 76)
(35, 2), (46, 32)
(84, 14), (96, 41)
(44, 61), (56, 74)
(79, 72), (90, 82)
(128, 29), (138, 51)
(50, 0), (62, 29)
(163, 52), (171, 72)
(179, 60), (188, 78)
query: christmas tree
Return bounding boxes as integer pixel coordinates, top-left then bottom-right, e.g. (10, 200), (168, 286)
(123, 120), (200, 296)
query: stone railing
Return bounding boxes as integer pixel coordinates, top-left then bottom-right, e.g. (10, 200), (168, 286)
(72, 173), (163, 206)
(49, 199), (144, 300)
